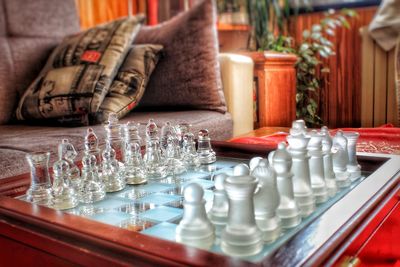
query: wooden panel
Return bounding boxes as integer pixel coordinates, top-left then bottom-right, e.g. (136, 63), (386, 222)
(360, 28), (375, 127)
(373, 45), (388, 126)
(288, 6), (378, 128)
(387, 49), (398, 126)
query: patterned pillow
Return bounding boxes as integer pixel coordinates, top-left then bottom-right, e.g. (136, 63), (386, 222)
(133, 0), (227, 113)
(94, 44), (163, 123)
(16, 16), (144, 125)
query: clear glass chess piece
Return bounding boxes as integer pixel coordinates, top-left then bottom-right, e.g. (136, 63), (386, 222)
(58, 139), (81, 192)
(176, 122), (191, 148)
(84, 128), (101, 165)
(197, 129), (216, 164)
(182, 133), (200, 169)
(80, 154), (105, 203)
(26, 152), (53, 206)
(144, 119), (167, 179)
(52, 159), (79, 210)
(160, 121), (177, 152)
(101, 142), (126, 192)
(104, 113), (124, 163)
(124, 142), (147, 185)
(165, 135), (186, 175)
(123, 121), (142, 163)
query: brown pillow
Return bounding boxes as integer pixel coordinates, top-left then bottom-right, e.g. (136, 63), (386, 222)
(94, 44), (163, 123)
(16, 16), (144, 124)
(133, 0), (227, 113)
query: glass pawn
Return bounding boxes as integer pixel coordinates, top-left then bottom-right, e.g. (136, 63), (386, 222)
(26, 152), (53, 206)
(84, 128), (101, 165)
(182, 133), (200, 169)
(125, 143), (147, 185)
(343, 131), (362, 182)
(144, 119), (167, 179)
(165, 135), (186, 175)
(101, 142), (126, 192)
(52, 160), (79, 210)
(80, 154), (105, 203)
(197, 129), (216, 164)
(123, 121), (142, 163)
(58, 139), (81, 191)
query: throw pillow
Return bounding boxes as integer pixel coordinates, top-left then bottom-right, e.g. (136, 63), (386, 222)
(133, 0), (227, 113)
(16, 16), (144, 124)
(94, 44), (163, 123)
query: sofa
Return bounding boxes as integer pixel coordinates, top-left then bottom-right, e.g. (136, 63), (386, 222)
(0, 0), (254, 179)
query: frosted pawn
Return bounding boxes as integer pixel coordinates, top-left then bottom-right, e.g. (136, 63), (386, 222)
(208, 173), (229, 236)
(344, 131), (362, 181)
(221, 175), (263, 257)
(308, 131), (328, 203)
(233, 163), (250, 176)
(252, 159), (281, 243)
(176, 183), (215, 249)
(320, 127), (337, 196)
(273, 143), (301, 229)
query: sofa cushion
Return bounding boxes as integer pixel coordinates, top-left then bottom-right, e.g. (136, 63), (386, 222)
(134, 0), (227, 113)
(95, 44), (163, 123)
(0, 0), (80, 125)
(0, 110), (233, 179)
(16, 16), (144, 125)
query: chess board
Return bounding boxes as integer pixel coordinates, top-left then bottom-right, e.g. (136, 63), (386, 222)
(22, 155), (372, 264)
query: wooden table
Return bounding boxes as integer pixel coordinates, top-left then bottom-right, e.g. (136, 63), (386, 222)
(231, 126), (289, 139)
(0, 142), (399, 266)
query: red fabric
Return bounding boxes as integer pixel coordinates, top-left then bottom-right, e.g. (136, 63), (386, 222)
(230, 125), (400, 154)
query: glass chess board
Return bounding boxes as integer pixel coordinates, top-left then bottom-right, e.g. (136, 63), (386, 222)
(18, 156), (376, 263)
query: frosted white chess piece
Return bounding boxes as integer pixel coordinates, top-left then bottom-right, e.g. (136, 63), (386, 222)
(272, 142), (301, 229)
(233, 163), (250, 176)
(52, 160), (79, 210)
(176, 183), (215, 249)
(252, 159), (281, 243)
(287, 120), (315, 216)
(344, 131), (362, 182)
(249, 157), (262, 172)
(221, 175), (263, 257)
(332, 131), (351, 188)
(208, 173), (229, 236)
(320, 126), (338, 197)
(308, 130), (328, 203)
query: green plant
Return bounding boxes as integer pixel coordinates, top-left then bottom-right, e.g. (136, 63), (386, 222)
(286, 9), (357, 126)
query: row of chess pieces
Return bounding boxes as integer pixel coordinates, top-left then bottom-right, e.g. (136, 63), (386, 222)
(175, 119), (362, 258)
(25, 113), (219, 210)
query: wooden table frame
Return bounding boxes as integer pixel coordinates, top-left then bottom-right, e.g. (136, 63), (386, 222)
(0, 142), (399, 266)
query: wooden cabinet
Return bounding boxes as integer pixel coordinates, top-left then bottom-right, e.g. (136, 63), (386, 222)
(242, 51), (297, 128)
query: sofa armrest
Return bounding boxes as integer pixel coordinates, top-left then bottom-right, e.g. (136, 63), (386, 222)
(218, 53), (254, 136)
